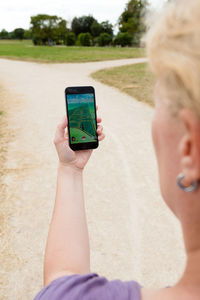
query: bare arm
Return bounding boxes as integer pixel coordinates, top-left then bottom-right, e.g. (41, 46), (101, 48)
(43, 112), (104, 286)
(44, 165), (90, 286)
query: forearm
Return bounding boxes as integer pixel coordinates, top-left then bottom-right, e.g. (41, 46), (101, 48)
(44, 164), (90, 286)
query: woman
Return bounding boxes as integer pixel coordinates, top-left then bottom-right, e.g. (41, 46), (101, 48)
(34, 0), (200, 299)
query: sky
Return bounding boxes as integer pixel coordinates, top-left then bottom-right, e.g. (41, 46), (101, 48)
(0, 0), (165, 32)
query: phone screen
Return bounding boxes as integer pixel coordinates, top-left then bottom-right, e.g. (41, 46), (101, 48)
(66, 93), (98, 145)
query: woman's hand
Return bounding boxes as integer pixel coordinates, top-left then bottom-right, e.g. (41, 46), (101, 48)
(54, 106), (105, 171)
(45, 108), (104, 286)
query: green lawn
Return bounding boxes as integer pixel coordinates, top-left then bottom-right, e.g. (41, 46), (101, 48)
(91, 62), (155, 107)
(70, 128), (95, 143)
(0, 40), (146, 63)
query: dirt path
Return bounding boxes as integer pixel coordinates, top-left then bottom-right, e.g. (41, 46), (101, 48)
(0, 58), (185, 300)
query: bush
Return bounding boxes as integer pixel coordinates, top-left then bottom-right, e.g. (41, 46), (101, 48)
(77, 32), (92, 46)
(24, 29), (32, 39)
(33, 36), (42, 45)
(0, 29), (9, 39)
(91, 21), (102, 38)
(65, 32), (76, 46)
(98, 33), (112, 47)
(114, 32), (133, 47)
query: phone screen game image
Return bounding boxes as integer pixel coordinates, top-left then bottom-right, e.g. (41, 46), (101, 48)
(66, 93), (98, 144)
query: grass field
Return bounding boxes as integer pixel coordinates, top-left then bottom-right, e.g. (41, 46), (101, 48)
(91, 62), (155, 107)
(0, 40), (146, 63)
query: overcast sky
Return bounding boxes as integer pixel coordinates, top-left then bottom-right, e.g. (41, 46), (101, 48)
(0, 0), (165, 32)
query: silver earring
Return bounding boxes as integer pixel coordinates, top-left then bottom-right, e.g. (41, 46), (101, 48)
(177, 173), (199, 193)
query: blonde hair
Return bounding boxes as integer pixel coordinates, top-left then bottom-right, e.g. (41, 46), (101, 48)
(146, 0), (200, 117)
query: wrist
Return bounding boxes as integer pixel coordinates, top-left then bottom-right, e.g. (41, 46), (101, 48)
(58, 162), (83, 175)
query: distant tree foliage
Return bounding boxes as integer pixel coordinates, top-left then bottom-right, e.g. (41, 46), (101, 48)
(23, 29), (32, 39)
(114, 32), (133, 47)
(101, 21), (113, 37)
(77, 32), (92, 46)
(30, 14), (68, 45)
(12, 28), (25, 40)
(65, 32), (76, 46)
(71, 16), (96, 36)
(0, 29), (9, 39)
(118, 0), (149, 46)
(91, 21), (102, 38)
(98, 33), (112, 46)
(0, 3), (150, 48)
(91, 20), (113, 38)
(0, 28), (31, 40)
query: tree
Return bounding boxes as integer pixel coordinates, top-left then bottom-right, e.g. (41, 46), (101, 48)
(101, 21), (113, 37)
(118, 0), (149, 46)
(23, 29), (32, 39)
(54, 19), (68, 45)
(90, 20), (113, 39)
(98, 33), (112, 46)
(91, 21), (102, 38)
(114, 32), (133, 47)
(30, 14), (68, 45)
(0, 29), (9, 39)
(65, 32), (76, 46)
(77, 32), (92, 46)
(71, 15), (96, 36)
(12, 28), (25, 40)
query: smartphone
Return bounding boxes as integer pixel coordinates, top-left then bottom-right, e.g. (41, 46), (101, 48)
(65, 86), (99, 151)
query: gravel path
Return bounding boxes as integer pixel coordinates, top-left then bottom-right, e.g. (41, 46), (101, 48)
(0, 58), (185, 300)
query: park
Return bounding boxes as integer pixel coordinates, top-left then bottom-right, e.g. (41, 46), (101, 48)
(0, 1), (188, 299)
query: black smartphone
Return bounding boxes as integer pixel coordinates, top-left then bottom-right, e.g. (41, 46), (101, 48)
(65, 86), (99, 151)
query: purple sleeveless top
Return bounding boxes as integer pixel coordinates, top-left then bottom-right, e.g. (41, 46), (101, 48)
(34, 272), (143, 300)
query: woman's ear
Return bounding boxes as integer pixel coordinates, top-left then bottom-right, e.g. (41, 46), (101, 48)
(178, 109), (200, 185)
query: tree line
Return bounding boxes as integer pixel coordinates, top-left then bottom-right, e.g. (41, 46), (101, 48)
(0, 28), (31, 40)
(0, 0), (149, 47)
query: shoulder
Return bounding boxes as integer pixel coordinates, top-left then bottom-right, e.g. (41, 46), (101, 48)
(140, 287), (173, 300)
(140, 288), (159, 300)
(34, 272), (143, 300)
